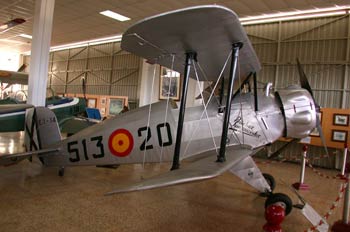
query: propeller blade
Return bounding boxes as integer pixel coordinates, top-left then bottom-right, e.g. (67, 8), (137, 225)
(296, 58), (313, 97)
(295, 59), (329, 157)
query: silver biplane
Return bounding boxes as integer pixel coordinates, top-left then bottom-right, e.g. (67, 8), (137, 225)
(0, 5), (326, 221)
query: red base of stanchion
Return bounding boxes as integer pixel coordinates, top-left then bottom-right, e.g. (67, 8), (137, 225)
(336, 174), (347, 180)
(263, 224), (282, 232)
(331, 220), (350, 232)
(292, 182), (310, 190)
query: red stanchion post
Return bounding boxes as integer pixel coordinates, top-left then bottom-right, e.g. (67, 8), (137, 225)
(340, 144), (348, 177)
(331, 175), (350, 232)
(292, 145), (310, 190)
(263, 204), (285, 232)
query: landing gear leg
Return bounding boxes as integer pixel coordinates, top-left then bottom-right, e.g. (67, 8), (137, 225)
(263, 173), (276, 192)
(260, 173), (276, 197)
(58, 166), (65, 177)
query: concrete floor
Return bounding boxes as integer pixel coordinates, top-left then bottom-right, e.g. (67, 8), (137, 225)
(0, 132), (347, 232)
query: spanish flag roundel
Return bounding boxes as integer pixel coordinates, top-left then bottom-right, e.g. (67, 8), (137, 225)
(108, 129), (134, 157)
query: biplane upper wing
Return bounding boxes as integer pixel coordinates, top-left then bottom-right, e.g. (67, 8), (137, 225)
(0, 70), (28, 85)
(106, 145), (258, 195)
(121, 5), (260, 81)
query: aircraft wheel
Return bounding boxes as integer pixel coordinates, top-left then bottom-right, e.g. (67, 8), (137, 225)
(58, 167), (65, 177)
(265, 193), (293, 216)
(263, 173), (276, 192)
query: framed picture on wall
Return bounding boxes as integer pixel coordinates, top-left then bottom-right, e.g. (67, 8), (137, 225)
(100, 97), (106, 105)
(109, 98), (125, 115)
(333, 114), (349, 126)
(87, 98), (97, 108)
(331, 130), (347, 142)
(159, 66), (180, 100)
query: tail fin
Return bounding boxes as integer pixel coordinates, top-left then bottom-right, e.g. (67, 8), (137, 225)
(25, 107), (61, 151)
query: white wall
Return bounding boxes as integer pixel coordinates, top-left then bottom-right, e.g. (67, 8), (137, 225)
(0, 52), (20, 71)
(138, 59), (204, 107)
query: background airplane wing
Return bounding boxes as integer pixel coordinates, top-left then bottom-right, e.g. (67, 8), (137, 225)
(106, 145), (259, 195)
(0, 70), (28, 85)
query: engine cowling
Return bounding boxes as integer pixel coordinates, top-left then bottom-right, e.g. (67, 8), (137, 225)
(276, 87), (316, 139)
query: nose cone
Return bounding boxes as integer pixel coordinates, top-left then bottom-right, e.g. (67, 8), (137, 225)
(276, 88), (316, 139)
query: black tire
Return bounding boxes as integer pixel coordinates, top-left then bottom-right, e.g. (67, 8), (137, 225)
(263, 173), (276, 192)
(265, 193), (293, 216)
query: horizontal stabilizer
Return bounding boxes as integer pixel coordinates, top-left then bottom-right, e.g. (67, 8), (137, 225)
(0, 148), (59, 166)
(106, 146), (254, 195)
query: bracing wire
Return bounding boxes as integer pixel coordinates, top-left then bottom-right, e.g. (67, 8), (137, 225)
(159, 54), (176, 163)
(183, 51), (232, 157)
(237, 52), (244, 145)
(193, 61), (218, 152)
(142, 64), (157, 168)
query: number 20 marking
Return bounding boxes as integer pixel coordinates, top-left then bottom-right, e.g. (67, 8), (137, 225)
(138, 123), (172, 151)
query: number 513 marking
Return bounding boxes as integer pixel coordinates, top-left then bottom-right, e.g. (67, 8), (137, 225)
(67, 135), (104, 162)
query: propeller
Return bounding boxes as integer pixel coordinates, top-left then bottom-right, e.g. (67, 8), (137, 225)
(296, 58), (328, 156)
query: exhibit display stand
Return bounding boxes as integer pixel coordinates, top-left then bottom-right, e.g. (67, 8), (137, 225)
(293, 145), (310, 190)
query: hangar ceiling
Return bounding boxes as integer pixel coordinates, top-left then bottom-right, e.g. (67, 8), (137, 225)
(0, 0), (349, 53)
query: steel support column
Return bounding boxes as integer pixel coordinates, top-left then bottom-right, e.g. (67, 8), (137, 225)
(27, 0), (55, 106)
(171, 52), (196, 170)
(217, 42), (243, 162)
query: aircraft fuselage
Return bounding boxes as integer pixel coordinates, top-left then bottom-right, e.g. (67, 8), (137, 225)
(41, 86), (316, 167)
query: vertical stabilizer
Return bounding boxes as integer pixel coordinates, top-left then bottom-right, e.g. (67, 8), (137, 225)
(25, 107), (61, 150)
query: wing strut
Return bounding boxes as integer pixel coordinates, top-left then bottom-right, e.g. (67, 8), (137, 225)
(253, 72), (258, 111)
(171, 52), (197, 170)
(217, 42), (243, 162)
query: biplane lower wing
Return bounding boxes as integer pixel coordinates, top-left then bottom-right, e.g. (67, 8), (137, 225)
(106, 146), (259, 195)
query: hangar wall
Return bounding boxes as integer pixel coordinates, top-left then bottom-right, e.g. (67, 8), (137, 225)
(245, 14), (350, 109)
(245, 14), (350, 167)
(24, 42), (142, 109)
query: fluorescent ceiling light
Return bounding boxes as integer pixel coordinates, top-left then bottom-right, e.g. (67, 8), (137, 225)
(100, 10), (130, 21)
(240, 5), (350, 25)
(23, 34), (123, 55)
(19, 34), (32, 39)
(49, 34), (122, 52)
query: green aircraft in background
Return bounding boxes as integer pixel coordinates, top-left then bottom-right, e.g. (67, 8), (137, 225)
(0, 69), (93, 134)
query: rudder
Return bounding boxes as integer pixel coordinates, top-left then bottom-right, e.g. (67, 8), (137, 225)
(25, 107), (61, 151)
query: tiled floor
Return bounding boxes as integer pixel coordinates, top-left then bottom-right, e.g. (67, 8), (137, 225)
(0, 132), (347, 231)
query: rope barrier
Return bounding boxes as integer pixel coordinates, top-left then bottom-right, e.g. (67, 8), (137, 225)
(255, 151), (347, 181)
(306, 161), (346, 180)
(304, 182), (347, 232)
